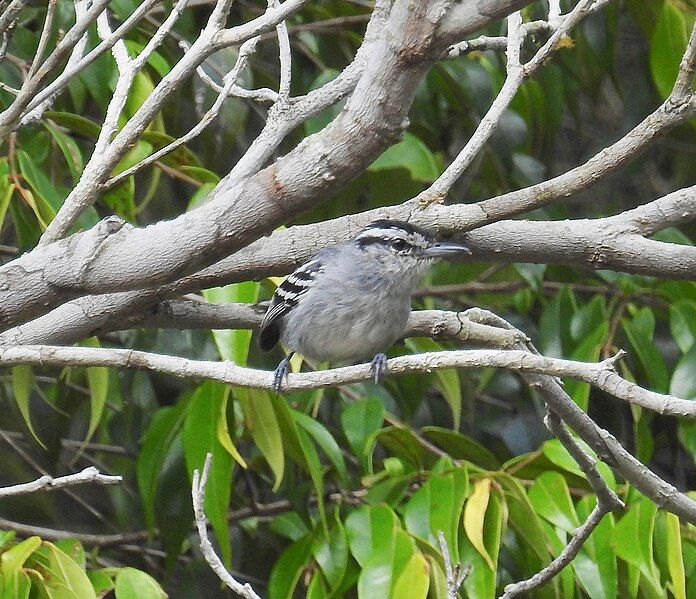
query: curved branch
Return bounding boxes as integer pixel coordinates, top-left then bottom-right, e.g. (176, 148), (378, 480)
(192, 454), (262, 599)
(501, 411), (624, 597)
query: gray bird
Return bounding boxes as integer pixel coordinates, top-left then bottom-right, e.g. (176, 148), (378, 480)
(259, 220), (471, 390)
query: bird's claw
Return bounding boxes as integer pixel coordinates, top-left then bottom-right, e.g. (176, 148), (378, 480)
(273, 356), (291, 393)
(370, 353), (388, 385)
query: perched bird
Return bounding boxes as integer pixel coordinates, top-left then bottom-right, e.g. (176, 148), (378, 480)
(259, 219), (471, 390)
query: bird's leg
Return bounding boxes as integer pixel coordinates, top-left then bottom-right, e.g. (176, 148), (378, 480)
(370, 353), (388, 385)
(273, 352), (294, 393)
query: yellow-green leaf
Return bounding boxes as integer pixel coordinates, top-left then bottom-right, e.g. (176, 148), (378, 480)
(391, 551), (430, 599)
(1, 536), (41, 578)
(666, 512), (685, 599)
(41, 542), (97, 599)
(463, 478), (494, 570)
(216, 388), (247, 468)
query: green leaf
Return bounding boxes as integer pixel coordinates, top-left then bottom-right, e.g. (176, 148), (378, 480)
(403, 460), (469, 562)
(124, 40), (170, 77)
(528, 471), (580, 533)
(180, 166), (220, 185)
(44, 111), (101, 137)
(421, 427), (500, 470)
(538, 286), (575, 357)
(0, 178), (14, 232)
(216, 389), (247, 468)
(352, 519), (429, 599)
(542, 438), (616, 491)
(494, 473), (552, 563)
(372, 427), (431, 471)
(623, 309), (669, 393)
(649, 1), (688, 98)
(136, 399), (189, 529)
(81, 337), (108, 443)
(574, 496), (617, 599)
(183, 382), (233, 567)
(1, 536), (41, 578)
(140, 131), (202, 168)
(270, 512), (309, 542)
(341, 396), (384, 472)
(16, 149), (60, 221)
(238, 388), (284, 489)
(406, 338), (461, 429)
(346, 504), (399, 568)
(570, 295), (607, 343)
(665, 512), (686, 599)
(307, 573), (328, 599)
(294, 410), (349, 484)
(203, 281), (259, 365)
(268, 535), (312, 599)
(611, 495), (660, 585)
(114, 567), (167, 599)
(565, 323), (608, 410)
(670, 345), (696, 399)
(670, 300), (696, 353)
(390, 539), (429, 599)
(43, 119), (83, 182)
(460, 485), (505, 599)
(312, 513), (348, 593)
(463, 478), (495, 570)
(369, 133), (442, 182)
(11, 365), (45, 448)
(38, 542), (97, 599)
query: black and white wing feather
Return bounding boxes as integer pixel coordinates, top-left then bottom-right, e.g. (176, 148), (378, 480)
(259, 259), (323, 351)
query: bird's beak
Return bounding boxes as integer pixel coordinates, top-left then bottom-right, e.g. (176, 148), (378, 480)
(424, 240), (472, 258)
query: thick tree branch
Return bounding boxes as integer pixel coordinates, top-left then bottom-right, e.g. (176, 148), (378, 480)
(1, 181), (693, 348)
(37, 0), (312, 243)
(0, 0), (532, 333)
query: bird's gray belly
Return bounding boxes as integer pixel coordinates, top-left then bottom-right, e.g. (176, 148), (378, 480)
(280, 292), (409, 363)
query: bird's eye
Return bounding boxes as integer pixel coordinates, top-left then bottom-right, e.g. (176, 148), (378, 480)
(391, 239), (408, 252)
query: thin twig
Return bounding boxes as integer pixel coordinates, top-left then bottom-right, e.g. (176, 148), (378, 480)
(437, 531), (470, 598)
(0, 466), (121, 498)
(192, 453), (262, 598)
(104, 35), (262, 189)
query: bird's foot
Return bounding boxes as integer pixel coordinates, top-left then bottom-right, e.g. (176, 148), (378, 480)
(370, 353), (388, 385)
(273, 354), (293, 393)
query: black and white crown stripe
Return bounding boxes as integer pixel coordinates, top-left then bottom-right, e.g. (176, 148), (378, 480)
(355, 220), (431, 250)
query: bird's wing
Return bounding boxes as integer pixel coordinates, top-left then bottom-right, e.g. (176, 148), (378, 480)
(259, 259), (323, 351)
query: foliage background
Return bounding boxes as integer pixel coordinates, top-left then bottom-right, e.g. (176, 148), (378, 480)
(0, 0), (695, 597)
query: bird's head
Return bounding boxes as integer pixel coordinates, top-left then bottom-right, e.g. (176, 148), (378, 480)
(355, 219), (471, 270)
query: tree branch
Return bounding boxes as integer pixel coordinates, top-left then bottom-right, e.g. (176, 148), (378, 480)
(0, 0), (533, 334)
(0, 340), (692, 417)
(192, 453), (262, 599)
(438, 530), (470, 598)
(500, 411), (624, 597)
(0, 466), (121, 498)
(464, 308), (696, 526)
